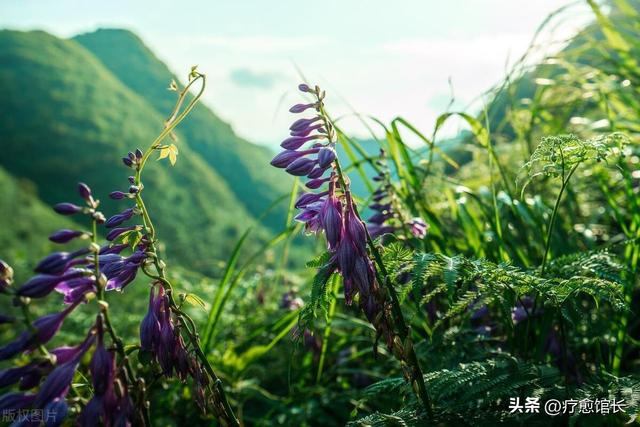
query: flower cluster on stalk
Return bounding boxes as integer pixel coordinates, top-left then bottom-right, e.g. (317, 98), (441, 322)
(271, 84), (394, 346)
(0, 183), (143, 425)
(365, 151), (428, 240)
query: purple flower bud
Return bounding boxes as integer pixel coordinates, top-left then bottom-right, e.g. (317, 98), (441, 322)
(0, 332), (30, 360)
(53, 203), (82, 215)
(0, 364), (40, 388)
(270, 150), (303, 168)
(127, 152), (136, 160)
(105, 208), (135, 228)
(140, 287), (161, 352)
(51, 334), (95, 365)
(49, 229), (83, 244)
(109, 191), (127, 200)
(306, 177), (329, 189)
(281, 135), (318, 150)
(0, 392), (36, 412)
(44, 398), (68, 427)
(352, 256), (375, 294)
(307, 167), (327, 179)
(91, 319), (114, 395)
(33, 359), (78, 408)
(129, 185), (140, 194)
(286, 157), (316, 176)
(289, 103), (316, 113)
(32, 301), (81, 346)
(321, 197), (342, 249)
(290, 123), (324, 137)
(317, 147), (336, 168)
(128, 176), (136, 184)
(298, 83), (312, 93)
(290, 116), (321, 132)
(122, 157), (133, 167)
(35, 251), (81, 275)
(106, 226), (137, 241)
(295, 192), (325, 209)
(80, 396), (104, 427)
(345, 206), (367, 254)
(135, 148), (143, 159)
(368, 212), (389, 225)
(77, 182), (92, 201)
(337, 239), (356, 277)
(18, 269), (86, 298)
(99, 244), (128, 255)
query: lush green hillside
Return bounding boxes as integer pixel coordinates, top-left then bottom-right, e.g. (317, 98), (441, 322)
(74, 29), (292, 231)
(0, 166), (77, 277)
(0, 30), (267, 275)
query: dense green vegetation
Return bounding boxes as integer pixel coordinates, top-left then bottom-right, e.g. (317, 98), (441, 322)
(2, 1), (640, 426)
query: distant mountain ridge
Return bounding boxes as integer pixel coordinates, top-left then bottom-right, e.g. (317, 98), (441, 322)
(0, 29), (292, 275)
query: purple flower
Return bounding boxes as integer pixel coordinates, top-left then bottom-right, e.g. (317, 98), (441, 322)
(407, 217), (428, 239)
(44, 398), (68, 427)
(307, 167), (327, 179)
(33, 359), (78, 408)
(140, 286), (161, 352)
(317, 147), (336, 168)
(18, 269), (87, 298)
(344, 202), (367, 254)
(0, 332), (30, 361)
(281, 135), (319, 150)
(298, 83), (312, 93)
(35, 248), (90, 275)
(0, 392), (36, 411)
(270, 150), (304, 168)
(289, 103), (317, 113)
(122, 157), (133, 167)
(290, 116), (321, 132)
(53, 203), (82, 215)
(55, 277), (96, 304)
(295, 192), (325, 209)
(105, 208), (135, 228)
(321, 195), (342, 249)
(106, 226), (137, 241)
(90, 318), (114, 395)
(99, 244), (129, 255)
(32, 300), (81, 346)
(49, 229), (84, 244)
(77, 182), (92, 202)
(109, 191), (127, 200)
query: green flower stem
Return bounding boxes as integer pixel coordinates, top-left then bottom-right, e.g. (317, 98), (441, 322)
(318, 98), (434, 416)
(131, 72), (239, 427)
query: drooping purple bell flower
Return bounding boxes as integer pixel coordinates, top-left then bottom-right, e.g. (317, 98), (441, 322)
(90, 317), (114, 396)
(320, 194), (342, 250)
(33, 359), (78, 408)
(140, 286), (161, 352)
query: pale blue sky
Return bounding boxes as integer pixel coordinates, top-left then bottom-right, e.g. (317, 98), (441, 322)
(0, 0), (593, 146)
